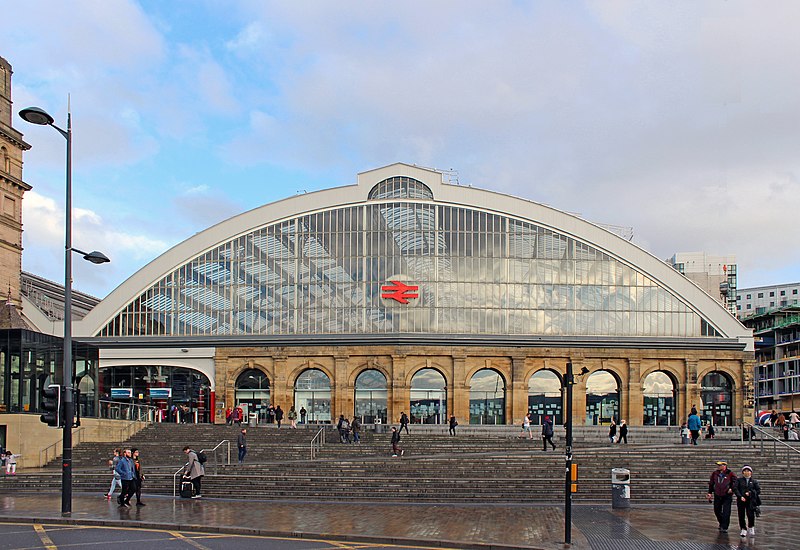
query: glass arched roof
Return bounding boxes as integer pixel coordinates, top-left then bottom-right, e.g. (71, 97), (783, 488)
(97, 176), (723, 339)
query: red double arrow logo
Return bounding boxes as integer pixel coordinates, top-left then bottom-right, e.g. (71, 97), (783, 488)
(381, 281), (419, 304)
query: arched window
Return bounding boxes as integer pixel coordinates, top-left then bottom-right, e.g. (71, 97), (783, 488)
(642, 371), (677, 426)
(410, 368), (447, 424)
(235, 369), (270, 421)
(469, 369), (506, 425)
(294, 369), (331, 423)
(527, 369), (562, 424)
(368, 176), (434, 200)
(701, 371), (733, 427)
(354, 369), (387, 424)
(585, 370), (620, 425)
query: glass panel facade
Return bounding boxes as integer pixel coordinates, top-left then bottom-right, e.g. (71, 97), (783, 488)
(585, 370), (620, 425)
(0, 329), (99, 416)
(701, 372), (733, 427)
(98, 365), (212, 423)
(294, 369), (331, 423)
(99, 178), (721, 339)
(527, 369), (563, 424)
(354, 369), (387, 423)
(642, 371), (676, 426)
(409, 368), (447, 424)
(469, 369), (505, 425)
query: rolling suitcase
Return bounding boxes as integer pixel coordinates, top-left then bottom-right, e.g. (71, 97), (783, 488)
(180, 477), (195, 499)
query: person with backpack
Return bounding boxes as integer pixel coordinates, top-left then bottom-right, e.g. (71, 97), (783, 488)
(105, 448), (122, 499)
(288, 405), (298, 428)
(399, 411), (410, 434)
(351, 417), (362, 443)
(687, 410), (702, 445)
(541, 415), (556, 451)
(183, 446), (205, 498)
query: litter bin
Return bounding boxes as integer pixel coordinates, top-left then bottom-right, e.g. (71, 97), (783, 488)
(374, 423), (385, 434)
(611, 468), (630, 509)
(249, 413), (258, 427)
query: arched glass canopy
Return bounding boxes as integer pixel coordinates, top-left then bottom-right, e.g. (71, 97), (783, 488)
(97, 176), (727, 340)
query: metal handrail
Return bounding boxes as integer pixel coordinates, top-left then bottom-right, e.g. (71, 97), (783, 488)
(310, 426), (326, 460)
(742, 422), (800, 466)
(39, 427), (85, 466)
(172, 440), (230, 497)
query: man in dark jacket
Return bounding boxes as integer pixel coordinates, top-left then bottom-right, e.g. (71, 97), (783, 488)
(541, 415), (556, 451)
(390, 426), (404, 457)
(237, 428), (247, 464)
(707, 460), (737, 532)
(399, 412), (410, 434)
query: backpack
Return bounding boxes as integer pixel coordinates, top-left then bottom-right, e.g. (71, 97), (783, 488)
(196, 451), (207, 464)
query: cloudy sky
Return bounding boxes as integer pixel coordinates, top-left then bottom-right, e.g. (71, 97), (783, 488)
(2, 1), (799, 299)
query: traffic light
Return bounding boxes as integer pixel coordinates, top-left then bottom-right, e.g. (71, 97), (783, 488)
(40, 384), (63, 427)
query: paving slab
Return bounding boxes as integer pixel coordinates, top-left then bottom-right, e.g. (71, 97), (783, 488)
(0, 492), (796, 550)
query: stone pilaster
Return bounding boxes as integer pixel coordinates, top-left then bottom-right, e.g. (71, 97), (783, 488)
(452, 354), (469, 423)
(333, 355), (349, 418)
(685, 359), (700, 420)
(272, 355), (289, 410)
(570, 357), (587, 426)
(627, 359), (641, 426)
(390, 354), (407, 424)
(741, 358), (756, 423)
(511, 355), (528, 424)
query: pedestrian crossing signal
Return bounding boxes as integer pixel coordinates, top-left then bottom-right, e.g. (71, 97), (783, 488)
(40, 384), (63, 427)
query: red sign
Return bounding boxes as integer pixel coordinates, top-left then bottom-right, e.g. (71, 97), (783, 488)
(381, 281), (419, 304)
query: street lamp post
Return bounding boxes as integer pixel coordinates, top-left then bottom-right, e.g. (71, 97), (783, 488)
(19, 105), (109, 517)
(563, 361), (589, 547)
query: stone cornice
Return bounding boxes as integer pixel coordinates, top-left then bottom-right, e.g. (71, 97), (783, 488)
(0, 124), (31, 151)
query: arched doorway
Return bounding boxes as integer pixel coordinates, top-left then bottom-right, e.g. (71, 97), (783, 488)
(354, 369), (387, 424)
(294, 369), (331, 423)
(642, 371), (677, 426)
(469, 369), (506, 425)
(410, 368), (447, 424)
(528, 369), (563, 424)
(701, 371), (734, 426)
(585, 370), (620, 425)
(235, 369), (270, 422)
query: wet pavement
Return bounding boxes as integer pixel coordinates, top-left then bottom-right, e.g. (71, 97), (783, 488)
(0, 493), (797, 550)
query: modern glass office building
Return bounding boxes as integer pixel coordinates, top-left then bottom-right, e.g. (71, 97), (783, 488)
(73, 164), (754, 426)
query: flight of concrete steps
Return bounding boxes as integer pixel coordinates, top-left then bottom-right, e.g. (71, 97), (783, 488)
(1, 423), (795, 505)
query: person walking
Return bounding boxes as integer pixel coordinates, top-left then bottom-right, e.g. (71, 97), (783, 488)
(300, 406), (307, 424)
(541, 415), (556, 451)
(449, 415), (458, 436)
(769, 410), (778, 428)
(225, 407), (233, 426)
(688, 410), (702, 445)
(399, 411), (410, 434)
(776, 411), (786, 436)
(288, 406), (298, 428)
(275, 405), (284, 428)
(183, 446), (205, 498)
(106, 448), (122, 499)
(617, 420), (628, 444)
(608, 419), (617, 443)
(237, 428), (247, 464)
(132, 448), (146, 506)
(352, 417), (362, 443)
(706, 460), (737, 533)
(734, 465), (761, 538)
(115, 448), (135, 507)
(390, 426), (404, 457)
(520, 413), (533, 439)
(789, 409), (800, 428)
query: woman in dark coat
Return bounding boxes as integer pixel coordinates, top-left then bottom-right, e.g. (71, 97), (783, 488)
(733, 465), (761, 538)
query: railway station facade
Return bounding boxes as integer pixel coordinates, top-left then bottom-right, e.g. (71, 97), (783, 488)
(73, 163), (755, 427)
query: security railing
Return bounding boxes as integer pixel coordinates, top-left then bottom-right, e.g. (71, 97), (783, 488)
(99, 400), (158, 423)
(310, 426), (327, 460)
(172, 440), (230, 497)
(741, 422), (800, 467)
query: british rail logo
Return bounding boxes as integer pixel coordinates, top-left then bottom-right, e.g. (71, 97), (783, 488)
(381, 281), (419, 304)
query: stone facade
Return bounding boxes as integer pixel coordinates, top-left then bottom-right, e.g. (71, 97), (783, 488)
(0, 56), (31, 306)
(215, 344), (754, 426)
